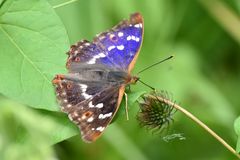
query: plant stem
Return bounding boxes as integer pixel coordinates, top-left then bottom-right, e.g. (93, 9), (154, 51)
(53, 0), (79, 9)
(199, 0), (240, 45)
(150, 95), (240, 159)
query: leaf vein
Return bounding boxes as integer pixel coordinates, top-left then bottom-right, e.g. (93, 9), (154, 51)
(0, 25), (51, 84)
(19, 58), (25, 93)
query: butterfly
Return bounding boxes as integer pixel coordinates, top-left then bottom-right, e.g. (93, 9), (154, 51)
(52, 12), (144, 142)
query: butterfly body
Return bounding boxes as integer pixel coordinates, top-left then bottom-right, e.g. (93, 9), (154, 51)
(53, 13), (143, 142)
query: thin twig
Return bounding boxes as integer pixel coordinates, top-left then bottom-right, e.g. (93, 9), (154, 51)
(53, 0), (79, 9)
(149, 95), (240, 159)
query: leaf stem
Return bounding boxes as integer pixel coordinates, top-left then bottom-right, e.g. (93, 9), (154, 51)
(52, 0), (79, 9)
(150, 95), (240, 159)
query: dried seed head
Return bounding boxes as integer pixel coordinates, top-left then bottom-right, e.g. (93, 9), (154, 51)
(137, 91), (177, 133)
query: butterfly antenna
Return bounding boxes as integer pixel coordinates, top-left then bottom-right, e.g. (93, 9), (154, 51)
(138, 79), (155, 90)
(137, 55), (174, 74)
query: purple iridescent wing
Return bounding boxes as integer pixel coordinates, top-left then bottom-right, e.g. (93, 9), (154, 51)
(66, 13), (143, 72)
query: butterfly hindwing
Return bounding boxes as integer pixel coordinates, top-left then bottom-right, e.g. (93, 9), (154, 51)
(68, 86), (121, 142)
(53, 74), (123, 142)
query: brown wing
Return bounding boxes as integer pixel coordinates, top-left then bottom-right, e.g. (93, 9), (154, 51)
(53, 74), (125, 142)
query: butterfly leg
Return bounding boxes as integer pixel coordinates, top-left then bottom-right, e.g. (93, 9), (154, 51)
(126, 85), (131, 92)
(124, 92), (129, 121)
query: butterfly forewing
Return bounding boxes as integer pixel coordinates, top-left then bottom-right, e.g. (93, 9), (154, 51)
(67, 13), (143, 71)
(66, 40), (118, 70)
(53, 13), (144, 142)
(94, 13), (143, 70)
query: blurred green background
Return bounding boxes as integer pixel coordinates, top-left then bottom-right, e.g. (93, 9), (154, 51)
(1, 0), (240, 159)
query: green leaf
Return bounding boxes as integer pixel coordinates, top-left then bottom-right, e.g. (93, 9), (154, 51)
(0, 0), (69, 111)
(38, 109), (78, 144)
(0, 97), (78, 146)
(127, 90), (146, 107)
(112, 90), (146, 122)
(234, 116), (240, 152)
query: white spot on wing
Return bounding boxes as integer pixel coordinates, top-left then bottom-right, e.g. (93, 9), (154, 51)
(98, 112), (112, 119)
(118, 32), (124, 37)
(84, 42), (90, 46)
(81, 114), (87, 120)
(126, 35), (140, 42)
(82, 93), (92, 99)
(87, 52), (106, 64)
(131, 35), (136, 41)
(88, 102), (103, 108)
(134, 23), (142, 28)
(87, 116), (94, 122)
(87, 60), (95, 64)
(95, 103), (103, 108)
(88, 101), (95, 108)
(117, 45), (124, 50)
(79, 84), (87, 89)
(109, 34), (115, 39)
(98, 53), (105, 57)
(108, 45), (116, 51)
(74, 50), (78, 55)
(96, 126), (105, 132)
(79, 84), (92, 99)
(67, 104), (72, 108)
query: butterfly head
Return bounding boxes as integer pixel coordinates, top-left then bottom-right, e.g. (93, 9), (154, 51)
(127, 75), (139, 84)
(130, 76), (140, 84)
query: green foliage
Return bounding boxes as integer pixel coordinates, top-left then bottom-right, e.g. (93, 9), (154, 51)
(0, 97), (79, 159)
(0, 0), (69, 111)
(0, 99), (54, 160)
(234, 117), (240, 153)
(0, 0), (240, 160)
